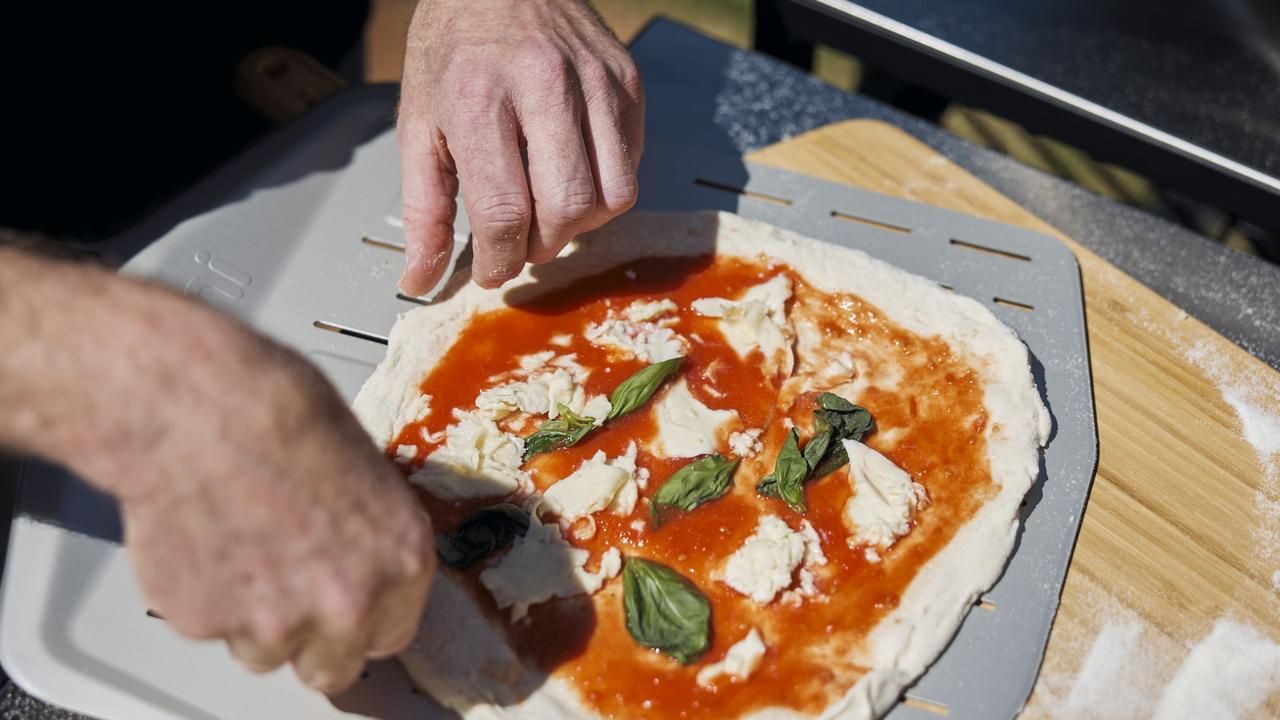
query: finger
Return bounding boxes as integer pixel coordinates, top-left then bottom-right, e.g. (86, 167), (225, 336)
(397, 118), (459, 297)
(616, 58), (645, 179)
(227, 633), (298, 674)
(515, 70), (596, 264)
(291, 635), (366, 695)
(577, 60), (643, 236)
(445, 82), (532, 289)
(364, 570), (432, 659)
(225, 604), (307, 673)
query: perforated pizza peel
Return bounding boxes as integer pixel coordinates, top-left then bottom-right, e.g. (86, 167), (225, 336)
(0, 85), (1096, 720)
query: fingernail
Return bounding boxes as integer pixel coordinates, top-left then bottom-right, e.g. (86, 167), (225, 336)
(397, 271), (428, 297)
(398, 243), (430, 297)
(399, 244), (450, 297)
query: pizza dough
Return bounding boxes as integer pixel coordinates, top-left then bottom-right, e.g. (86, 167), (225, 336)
(352, 210), (1050, 719)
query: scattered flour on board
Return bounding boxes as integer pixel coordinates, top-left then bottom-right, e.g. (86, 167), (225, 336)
(1039, 606), (1280, 719)
(1153, 618), (1280, 720)
(1180, 340), (1280, 566)
(1033, 598), (1171, 720)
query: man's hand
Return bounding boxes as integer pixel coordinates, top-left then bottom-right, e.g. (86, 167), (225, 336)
(0, 247), (435, 694)
(118, 336), (434, 694)
(397, 0), (643, 292)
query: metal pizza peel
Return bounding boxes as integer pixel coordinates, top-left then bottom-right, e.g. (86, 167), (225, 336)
(0, 84), (1095, 720)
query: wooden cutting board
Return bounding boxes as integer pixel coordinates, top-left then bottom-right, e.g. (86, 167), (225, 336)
(748, 120), (1280, 716)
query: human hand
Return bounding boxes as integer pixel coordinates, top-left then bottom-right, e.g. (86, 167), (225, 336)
(75, 290), (436, 694)
(396, 0), (643, 292)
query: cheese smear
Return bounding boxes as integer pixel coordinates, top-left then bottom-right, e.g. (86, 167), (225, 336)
(842, 439), (928, 549)
(541, 443), (640, 522)
(696, 628), (768, 688)
(722, 515), (808, 604)
(691, 275), (794, 374)
(650, 379), (738, 458)
(479, 521), (622, 621)
(410, 411), (528, 500)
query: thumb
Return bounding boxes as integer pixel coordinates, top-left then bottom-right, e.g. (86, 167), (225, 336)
(397, 121), (458, 297)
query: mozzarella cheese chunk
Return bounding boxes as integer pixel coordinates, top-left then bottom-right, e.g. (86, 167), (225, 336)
(650, 379), (738, 458)
(722, 515), (807, 604)
(691, 276), (793, 373)
(728, 428), (764, 458)
(696, 628), (768, 688)
(541, 444), (639, 522)
(479, 521), (622, 620)
(410, 411), (528, 500)
(396, 393), (432, 432)
(798, 519), (828, 566)
(518, 350), (557, 372)
(623, 298), (678, 323)
(508, 351), (588, 382)
(842, 439), (928, 549)
(584, 313), (687, 363)
(580, 394), (613, 427)
(476, 369), (582, 421)
(394, 444), (419, 464)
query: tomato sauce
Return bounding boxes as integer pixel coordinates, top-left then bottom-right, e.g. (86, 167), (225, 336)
(389, 254), (992, 719)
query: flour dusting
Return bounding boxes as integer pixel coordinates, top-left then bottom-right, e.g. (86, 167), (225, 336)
(1183, 340), (1280, 480)
(1153, 618), (1280, 720)
(1182, 339), (1280, 566)
(1033, 598), (1175, 719)
(1059, 621), (1155, 719)
(1040, 612), (1280, 719)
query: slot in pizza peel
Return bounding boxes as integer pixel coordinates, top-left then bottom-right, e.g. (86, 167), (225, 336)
(0, 84), (1095, 720)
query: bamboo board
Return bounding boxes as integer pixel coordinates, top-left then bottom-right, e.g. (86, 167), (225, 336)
(749, 120), (1280, 716)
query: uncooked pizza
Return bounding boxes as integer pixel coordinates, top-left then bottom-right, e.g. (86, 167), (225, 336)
(353, 211), (1049, 719)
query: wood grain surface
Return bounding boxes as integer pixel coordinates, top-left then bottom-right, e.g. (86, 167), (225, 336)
(748, 120), (1280, 717)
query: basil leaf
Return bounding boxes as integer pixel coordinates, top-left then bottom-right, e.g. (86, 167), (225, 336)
(801, 428), (832, 471)
(809, 401), (874, 480)
(817, 392), (858, 413)
(435, 504), (530, 569)
(606, 356), (684, 421)
(757, 395), (876, 512)
(756, 428), (809, 513)
(650, 454), (739, 526)
(622, 557), (711, 665)
(522, 404), (597, 461)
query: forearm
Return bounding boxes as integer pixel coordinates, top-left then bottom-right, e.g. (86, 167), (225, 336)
(0, 246), (258, 499)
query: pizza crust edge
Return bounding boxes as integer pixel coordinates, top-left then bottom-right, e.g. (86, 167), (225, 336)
(353, 210), (1050, 720)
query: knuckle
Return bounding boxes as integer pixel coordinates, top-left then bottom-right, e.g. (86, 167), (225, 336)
(544, 177), (597, 226)
(308, 663), (363, 695)
(250, 609), (294, 647)
(601, 172), (639, 212)
(480, 259), (525, 287)
(613, 57), (643, 102)
(446, 70), (503, 109)
(470, 192), (531, 237)
(321, 579), (373, 638)
(401, 196), (456, 229)
(400, 199), (456, 248)
(524, 42), (571, 83)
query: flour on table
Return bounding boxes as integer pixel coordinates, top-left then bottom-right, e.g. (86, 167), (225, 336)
(1183, 340), (1280, 567)
(1035, 597), (1280, 720)
(1154, 618), (1280, 720)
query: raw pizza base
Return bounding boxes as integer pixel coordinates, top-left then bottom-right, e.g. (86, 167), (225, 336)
(352, 210), (1051, 719)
